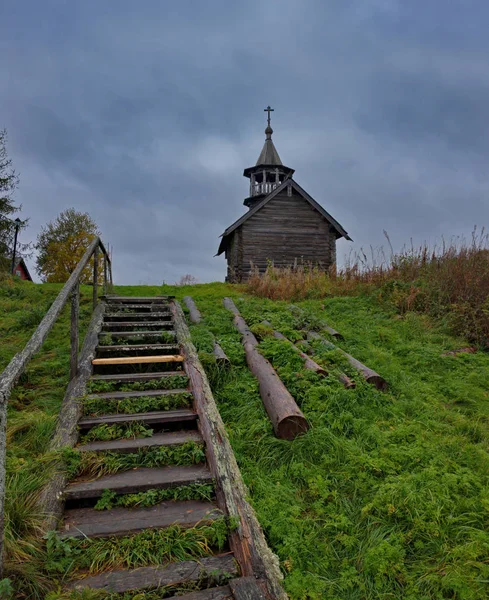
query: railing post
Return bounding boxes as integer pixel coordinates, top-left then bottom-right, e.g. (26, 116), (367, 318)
(93, 245), (99, 311)
(103, 255), (108, 296)
(70, 282), (79, 380)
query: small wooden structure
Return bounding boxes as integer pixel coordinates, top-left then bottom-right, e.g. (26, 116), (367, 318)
(217, 107), (352, 282)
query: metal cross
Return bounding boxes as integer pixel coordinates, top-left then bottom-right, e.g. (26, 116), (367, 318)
(264, 105), (274, 126)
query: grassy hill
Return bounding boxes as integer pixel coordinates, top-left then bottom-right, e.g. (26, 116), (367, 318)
(2, 277), (489, 599)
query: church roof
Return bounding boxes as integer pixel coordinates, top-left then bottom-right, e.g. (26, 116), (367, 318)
(217, 178), (352, 256)
(255, 126), (283, 166)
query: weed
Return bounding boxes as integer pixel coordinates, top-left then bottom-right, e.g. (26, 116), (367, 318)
(86, 375), (189, 394)
(94, 482), (215, 510)
(45, 517), (233, 576)
(80, 422), (154, 443)
(82, 392), (192, 416)
(63, 442), (206, 480)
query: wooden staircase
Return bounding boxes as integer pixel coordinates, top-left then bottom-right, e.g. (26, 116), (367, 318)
(59, 296), (268, 599)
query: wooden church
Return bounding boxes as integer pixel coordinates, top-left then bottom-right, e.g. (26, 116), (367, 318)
(217, 107), (351, 282)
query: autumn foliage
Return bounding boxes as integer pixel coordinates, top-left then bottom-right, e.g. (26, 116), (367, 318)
(35, 208), (101, 283)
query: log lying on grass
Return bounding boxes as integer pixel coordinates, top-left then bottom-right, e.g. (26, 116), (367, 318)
(223, 298), (308, 440)
(289, 303), (344, 340)
(307, 331), (387, 390)
(183, 296), (230, 368)
(263, 321), (355, 389)
(262, 320), (328, 376)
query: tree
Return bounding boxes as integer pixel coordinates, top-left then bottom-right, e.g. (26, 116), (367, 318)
(0, 129), (28, 273)
(36, 208), (101, 283)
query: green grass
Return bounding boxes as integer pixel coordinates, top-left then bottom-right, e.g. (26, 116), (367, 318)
(5, 277), (489, 598)
(109, 282), (489, 600)
(1, 277), (94, 598)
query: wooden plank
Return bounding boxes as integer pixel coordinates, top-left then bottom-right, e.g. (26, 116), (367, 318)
(61, 500), (221, 539)
(96, 344), (180, 353)
(90, 371), (184, 382)
(107, 296), (173, 301)
(77, 430), (202, 453)
(102, 322), (174, 330)
(68, 554), (237, 592)
(171, 302), (287, 600)
(78, 409), (197, 430)
(87, 388), (190, 400)
(92, 356), (184, 365)
(105, 304), (171, 310)
(229, 577), (267, 599)
(167, 587), (232, 600)
(104, 312), (172, 319)
(99, 331), (176, 338)
(64, 465), (213, 500)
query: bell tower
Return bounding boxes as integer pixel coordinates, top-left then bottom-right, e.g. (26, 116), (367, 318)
(242, 106), (295, 209)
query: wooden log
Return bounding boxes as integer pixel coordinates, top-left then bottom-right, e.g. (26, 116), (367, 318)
(262, 321), (327, 376)
(230, 577), (267, 599)
(171, 301), (287, 600)
(289, 303), (344, 340)
(307, 332), (387, 390)
(183, 296), (202, 323)
(213, 341), (230, 367)
(68, 554), (237, 593)
(184, 296), (230, 367)
(223, 298), (308, 441)
(92, 355), (184, 365)
(38, 301), (107, 529)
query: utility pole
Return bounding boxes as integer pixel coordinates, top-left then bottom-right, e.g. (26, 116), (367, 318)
(10, 218), (21, 275)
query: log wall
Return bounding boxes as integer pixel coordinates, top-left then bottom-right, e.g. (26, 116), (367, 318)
(227, 188), (337, 282)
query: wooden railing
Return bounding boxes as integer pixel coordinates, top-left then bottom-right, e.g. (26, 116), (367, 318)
(0, 236), (112, 575)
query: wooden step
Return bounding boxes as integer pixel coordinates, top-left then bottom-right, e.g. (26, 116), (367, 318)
(96, 343), (180, 353)
(99, 330), (176, 337)
(65, 465), (213, 500)
(68, 554), (236, 592)
(61, 500), (221, 539)
(106, 303), (171, 309)
(230, 577), (267, 599)
(90, 371), (184, 383)
(92, 355), (184, 366)
(106, 296), (174, 303)
(87, 389), (190, 400)
(102, 322), (174, 330)
(104, 312), (172, 320)
(79, 409), (197, 430)
(166, 587), (233, 600)
(77, 430), (202, 453)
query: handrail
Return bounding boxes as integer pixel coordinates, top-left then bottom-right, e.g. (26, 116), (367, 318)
(0, 236), (112, 576)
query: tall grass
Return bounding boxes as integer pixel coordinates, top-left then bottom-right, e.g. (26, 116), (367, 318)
(246, 229), (489, 344)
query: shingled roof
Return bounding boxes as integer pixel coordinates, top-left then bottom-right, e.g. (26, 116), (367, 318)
(217, 178), (352, 256)
(255, 126), (283, 166)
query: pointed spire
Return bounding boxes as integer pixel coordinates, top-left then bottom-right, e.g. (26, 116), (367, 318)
(256, 106), (282, 166)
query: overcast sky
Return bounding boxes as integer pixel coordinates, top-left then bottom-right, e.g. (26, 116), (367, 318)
(1, 1), (488, 284)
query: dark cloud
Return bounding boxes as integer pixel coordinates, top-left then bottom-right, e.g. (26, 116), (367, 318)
(1, 0), (489, 283)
